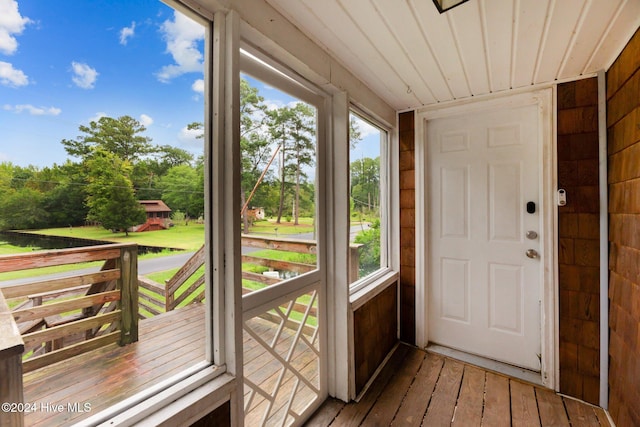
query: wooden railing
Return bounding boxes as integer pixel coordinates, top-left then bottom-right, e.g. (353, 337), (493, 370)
(0, 244), (138, 374)
(137, 235), (361, 320)
(0, 289), (24, 427)
(138, 245), (205, 316)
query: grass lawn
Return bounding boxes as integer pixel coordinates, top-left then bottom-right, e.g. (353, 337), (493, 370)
(0, 218), (316, 283)
(20, 218), (314, 250)
(246, 218), (314, 236)
(0, 243), (34, 255)
(23, 224), (205, 251)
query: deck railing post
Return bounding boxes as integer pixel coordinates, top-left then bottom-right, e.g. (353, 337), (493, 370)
(348, 244), (363, 284)
(119, 245), (139, 345)
(165, 279), (173, 312)
(0, 290), (25, 427)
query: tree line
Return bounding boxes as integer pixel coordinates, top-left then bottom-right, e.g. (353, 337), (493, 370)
(0, 78), (380, 235)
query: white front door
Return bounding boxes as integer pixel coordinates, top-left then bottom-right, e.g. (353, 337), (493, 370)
(427, 104), (542, 371)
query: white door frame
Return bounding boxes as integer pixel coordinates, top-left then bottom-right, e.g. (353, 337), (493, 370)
(415, 89), (557, 388)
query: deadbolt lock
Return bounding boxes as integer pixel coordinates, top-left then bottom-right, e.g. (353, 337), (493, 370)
(526, 249), (539, 259)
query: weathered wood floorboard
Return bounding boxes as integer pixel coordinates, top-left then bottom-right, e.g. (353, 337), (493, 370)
(23, 314), (611, 427)
(306, 344), (612, 427)
(391, 351), (444, 426)
(452, 365), (485, 426)
(24, 302), (319, 426)
(24, 303), (207, 426)
(331, 344), (410, 427)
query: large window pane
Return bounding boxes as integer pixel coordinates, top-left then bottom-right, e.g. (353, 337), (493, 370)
(238, 73), (319, 296)
(238, 58), (324, 425)
(0, 2), (211, 424)
(349, 112), (387, 284)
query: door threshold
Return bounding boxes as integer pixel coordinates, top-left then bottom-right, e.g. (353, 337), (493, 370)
(426, 343), (543, 386)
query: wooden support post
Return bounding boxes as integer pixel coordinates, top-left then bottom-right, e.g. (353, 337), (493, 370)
(119, 245), (139, 345)
(165, 279), (173, 313)
(0, 291), (25, 427)
(349, 244), (363, 284)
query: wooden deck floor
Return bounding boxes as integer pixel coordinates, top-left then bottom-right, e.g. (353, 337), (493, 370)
(23, 307), (610, 427)
(22, 303), (319, 426)
(23, 303), (206, 426)
(305, 343), (611, 427)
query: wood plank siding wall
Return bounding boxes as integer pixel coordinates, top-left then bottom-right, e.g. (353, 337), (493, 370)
(353, 283), (398, 395)
(190, 401), (230, 427)
(399, 111), (416, 344)
(606, 27), (640, 427)
(556, 77), (601, 405)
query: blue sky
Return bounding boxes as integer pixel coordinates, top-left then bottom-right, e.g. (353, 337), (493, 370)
(0, 0), (379, 168)
(0, 0), (208, 167)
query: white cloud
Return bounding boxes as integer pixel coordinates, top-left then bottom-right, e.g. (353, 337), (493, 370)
(0, 61), (27, 86)
(264, 99), (302, 111)
(88, 112), (107, 123)
(71, 61), (98, 89)
(4, 103), (61, 115)
(0, 0), (31, 55)
(156, 11), (204, 82)
(355, 119), (380, 139)
(139, 113), (153, 127)
(119, 21), (135, 45)
(191, 79), (204, 94)
(178, 125), (202, 145)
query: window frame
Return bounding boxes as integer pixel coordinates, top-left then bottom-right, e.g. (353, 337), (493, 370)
(78, 0), (402, 420)
(79, 5), (239, 425)
(347, 107), (395, 295)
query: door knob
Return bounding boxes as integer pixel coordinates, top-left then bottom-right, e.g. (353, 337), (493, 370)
(526, 249), (539, 259)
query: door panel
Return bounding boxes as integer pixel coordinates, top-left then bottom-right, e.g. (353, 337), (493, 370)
(428, 104), (541, 371)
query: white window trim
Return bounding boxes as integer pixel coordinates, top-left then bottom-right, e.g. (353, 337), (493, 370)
(238, 24), (339, 418)
(85, 366), (229, 426)
(79, 5), (244, 425)
(348, 108), (397, 297)
(84, 0), (401, 420)
(349, 269), (399, 311)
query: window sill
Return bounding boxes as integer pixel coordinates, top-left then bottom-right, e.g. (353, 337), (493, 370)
(81, 363), (231, 426)
(349, 269), (399, 311)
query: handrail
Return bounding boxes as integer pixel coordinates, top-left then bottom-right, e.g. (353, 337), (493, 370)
(136, 235), (361, 326)
(0, 244), (124, 273)
(0, 289), (25, 427)
(0, 243), (138, 373)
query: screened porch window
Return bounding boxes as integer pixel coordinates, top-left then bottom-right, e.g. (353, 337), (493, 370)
(349, 111), (389, 288)
(0, 2), (219, 425)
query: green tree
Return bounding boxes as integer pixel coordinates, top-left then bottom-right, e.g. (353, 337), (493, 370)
(0, 162), (50, 230)
(350, 115), (363, 149)
(354, 219), (381, 278)
(239, 78), (271, 232)
(85, 150), (146, 236)
(183, 78), (270, 232)
(132, 159), (164, 200)
(41, 162), (89, 227)
(267, 103), (316, 224)
(0, 187), (48, 230)
(159, 164), (204, 220)
(350, 156), (380, 214)
(157, 145), (194, 170)
(61, 115), (154, 163)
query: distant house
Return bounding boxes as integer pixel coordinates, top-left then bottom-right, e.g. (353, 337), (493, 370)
(134, 200), (172, 232)
(247, 207), (265, 221)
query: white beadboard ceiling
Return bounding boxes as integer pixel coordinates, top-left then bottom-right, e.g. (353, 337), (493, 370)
(264, 0), (640, 110)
